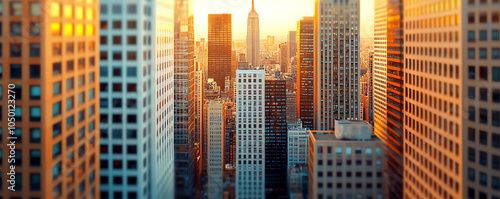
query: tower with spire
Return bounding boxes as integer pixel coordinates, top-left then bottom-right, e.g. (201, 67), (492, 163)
(246, 0), (260, 68)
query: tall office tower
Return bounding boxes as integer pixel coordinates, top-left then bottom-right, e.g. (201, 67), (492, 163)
(286, 91), (298, 124)
(279, 42), (288, 72)
(174, 0), (196, 197)
(313, 0), (360, 130)
(297, 16), (314, 129)
(403, 0), (500, 198)
(208, 14), (232, 90)
(362, 52), (374, 125)
(194, 69), (205, 144)
(0, 1), (99, 198)
(287, 119), (310, 168)
(287, 31), (298, 74)
(99, 0), (175, 198)
(246, 0), (260, 68)
(207, 100), (226, 199)
(308, 120), (384, 199)
(239, 53), (247, 62)
(373, 0), (403, 197)
(235, 69), (266, 199)
(264, 77), (288, 199)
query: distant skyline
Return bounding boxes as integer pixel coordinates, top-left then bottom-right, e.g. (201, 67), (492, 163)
(194, 0), (374, 41)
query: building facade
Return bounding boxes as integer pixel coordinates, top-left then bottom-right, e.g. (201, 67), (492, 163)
(280, 42), (288, 73)
(207, 100), (226, 199)
(287, 31), (297, 74)
(287, 119), (310, 168)
(208, 14), (232, 90)
(297, 16), (314, 130)
(403, 0), (500, 198)
(265, 77), (288, 199)
(174, 0), (196, 197)
(246, 0), (260, 68)
(0, 1), (100, 198)
(313, 0), (361, 130)
(99, 0), (175, 198)
(308, 121), (384, 199)
(235, 69), (266, 199)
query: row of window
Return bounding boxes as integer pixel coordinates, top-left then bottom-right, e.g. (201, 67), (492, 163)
(467, 107), (500, 126)
(468, 168), (500, 190)
(468, 87), (500, 102)
(468, 48), (500, 59)
(468, 30), (500, 41)
(468, 66), (500, 81)
(467, 128), (500, 148)
(468, 148), (500, 169)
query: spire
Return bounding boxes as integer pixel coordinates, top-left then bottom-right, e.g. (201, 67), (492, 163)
(252, 0), (255, 11)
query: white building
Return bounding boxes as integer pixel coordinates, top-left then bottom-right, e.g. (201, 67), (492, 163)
(207, 100), (226, 199)
(313, 0), (361, 130)
(99, 1), (175, 198)
(235, 69), (266, 199)
(287, 119), (310, 168)
(246, 0), (260, 68)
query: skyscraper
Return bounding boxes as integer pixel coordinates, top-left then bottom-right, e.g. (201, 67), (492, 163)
(174, 0), (196, 197)
(0, 1), (99, 198)
(246, 0), (261, 68)
(235, 69), (266, 199)
(99, 0), (175, 198)
(208, 14), (232, 90)
(265, 76), (288, 199)
(207, 100), (226, 199)
(296, 16), (314, 130)
(287, 31), (297, 74)
(372, 0), (403, 197)
(403, 0), (500, 198)
(280, 42), (288, 73)
(313, 0), (361, 130)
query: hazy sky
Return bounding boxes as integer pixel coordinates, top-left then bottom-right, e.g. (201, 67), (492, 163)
(193, 0), (374, 41)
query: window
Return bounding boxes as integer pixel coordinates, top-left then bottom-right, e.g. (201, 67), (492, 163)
(468, 168), (475, 181)
(468, 87), (475, 99)
(469, 48), (475, 59)
(127, 36), (137, 45)
(30, 86), (41, 100)
(126, 99), (137, 108)
(29, 2), (41, 16)
(468, 31), (475, 41)
(112, 4), (121, 14)
(493, 155), (500, 170)
(66, 115), (74, 127)
(480, 131), (487, 145)
(66, 78), (74, 91)
(493, 111), (500, 126)
(30, 150), (41, 166)
(113, 83), (122, 92)
(30, 106), (41, 122)
(112, 52), (122, 60)
(53, 142), (62, 158)
(78, 75), (85, 87)
(30, 128), (41, 143)
(66, 60), (74, 72)
(493, 30), (499, 40)
(53, 62), (62, 75)
(10, 2), (22, 16)
(30, 43), (41, 57)
(480, 88), (487, 101)
(30, 65), (40, 78)
(10, 64), (22, 79)
(479, 48), (487, 59)
(480, 172), (487, 186)
(127, 84), (137, 92)
(30, 22), (41, 36)
(479, 30), (487, 41)
(112, 36), (121, 45)
(493, 48), (500, 59)
(480, 151), (488, 166)
(53, 122), (61, 138)
(469, 147), (476, 162)
(10, 23), (22, 36)
(469, 66), (476, 79)
(127, 21), (137, 29)
(53, 43), (62, 56)
(480, 108), (487, 124)
(52, 101), (61, 116)
(100, 67), (108, 77)
(127, 51), (136, 60)
(494, 68), (500, 82)
(469, 106), (475, 121)
(53, 81), (61, 96)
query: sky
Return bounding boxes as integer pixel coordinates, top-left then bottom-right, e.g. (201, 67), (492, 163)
(193, 0), (374, 41)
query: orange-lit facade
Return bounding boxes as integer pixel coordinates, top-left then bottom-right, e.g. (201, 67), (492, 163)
(208, 14), (231, 91)
(0, 0), (100, 198)
(297, 16), (314, 130)
(402, 0), (487, 198)
(373, 0), (404, 197)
